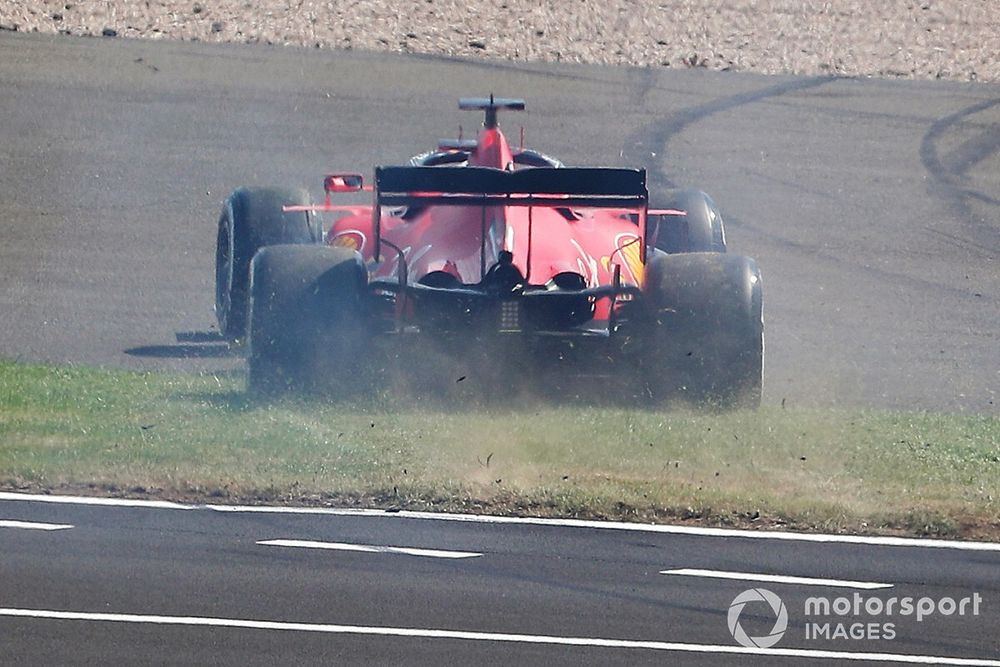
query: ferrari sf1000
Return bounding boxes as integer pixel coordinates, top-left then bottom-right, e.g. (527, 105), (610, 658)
(214, 97), (762, 407)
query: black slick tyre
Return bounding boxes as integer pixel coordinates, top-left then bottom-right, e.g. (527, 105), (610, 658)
(642, 251), (763, 408)
(215, 187), (317, 340)
(247, 244), (368, 395)
(649, 189), (727, 254)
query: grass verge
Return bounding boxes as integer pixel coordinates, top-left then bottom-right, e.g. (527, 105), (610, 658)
(1, 359), (998, 538)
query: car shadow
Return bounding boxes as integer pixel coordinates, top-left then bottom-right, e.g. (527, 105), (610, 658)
(125, 344), (234, 359)
(124, 331), (236, 359)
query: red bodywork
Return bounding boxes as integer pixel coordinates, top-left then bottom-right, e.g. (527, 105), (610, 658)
(287, 99), (651, 337)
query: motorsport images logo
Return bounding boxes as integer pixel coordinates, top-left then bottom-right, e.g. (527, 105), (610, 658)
(727, 588), (788, 648)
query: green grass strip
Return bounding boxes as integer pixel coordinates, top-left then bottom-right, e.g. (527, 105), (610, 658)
(1, 359), (997, 538)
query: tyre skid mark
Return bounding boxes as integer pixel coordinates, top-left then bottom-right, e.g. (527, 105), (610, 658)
(622, 75), (835, 190)
(918, 97), (1000, 248)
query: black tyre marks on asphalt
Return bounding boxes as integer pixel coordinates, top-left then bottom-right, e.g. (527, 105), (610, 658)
(622, 74), (834, 191)
(919, 97), (1000, 250)
(620, 74), (996, 299)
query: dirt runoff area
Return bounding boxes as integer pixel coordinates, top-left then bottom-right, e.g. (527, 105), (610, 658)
(1, 1), (998, 83)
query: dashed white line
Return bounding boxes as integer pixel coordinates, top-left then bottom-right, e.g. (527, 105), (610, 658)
(0, 493), (188, 509)
(258, 539), (481, 559)
(2, 491), (1000, 552)
(0, 520), (73, 531)
(1, 607), (998, 665)
(660, 568), (893, 590)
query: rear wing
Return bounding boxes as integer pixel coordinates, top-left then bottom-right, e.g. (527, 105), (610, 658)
(375, 166), (647, 209)
(372, 165), (648, 273)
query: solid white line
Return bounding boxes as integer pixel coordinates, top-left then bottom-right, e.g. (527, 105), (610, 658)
(660, 568), (893, 590)
(2, 491), (1000, 552)
(0, 520), (73, 531)
(258, 539), (481, 559)
(1, 607), (998, 665)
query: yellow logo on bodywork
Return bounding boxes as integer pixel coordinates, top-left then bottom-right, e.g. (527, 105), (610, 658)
(608, 234), (643, 286)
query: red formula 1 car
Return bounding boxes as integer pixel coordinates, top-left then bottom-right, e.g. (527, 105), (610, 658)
(214, 97), (763, 406)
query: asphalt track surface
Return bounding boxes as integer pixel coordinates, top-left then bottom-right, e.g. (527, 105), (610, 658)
(2, 492), (1000, 666)
(1, 31), (1000, 666)
(0, 32), (997, 412)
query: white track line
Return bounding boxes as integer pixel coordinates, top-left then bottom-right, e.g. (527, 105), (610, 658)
(2, 491), (1000, 552)
(258, 539), (481, 559)
(1, 607), (998, 665)
(660, 568), (893, 590)
(0, 520), (73, 531)
(0, 493), (188, 509)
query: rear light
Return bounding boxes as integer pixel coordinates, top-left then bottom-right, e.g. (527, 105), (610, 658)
(499, 301), (521, 332)
(324, 173), (364, 193)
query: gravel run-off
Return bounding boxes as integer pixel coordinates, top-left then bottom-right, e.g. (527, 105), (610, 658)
(2, 1), (998, 83)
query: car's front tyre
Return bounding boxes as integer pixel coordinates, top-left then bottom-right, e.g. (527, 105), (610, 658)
(215, 187), (316, 340)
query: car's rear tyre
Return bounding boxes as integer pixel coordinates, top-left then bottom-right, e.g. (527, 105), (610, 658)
(247, 244), (368, 395)
(641, 251), (762, 408)
(649, 189), (727, 254)
(215, 187), (317, 340)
